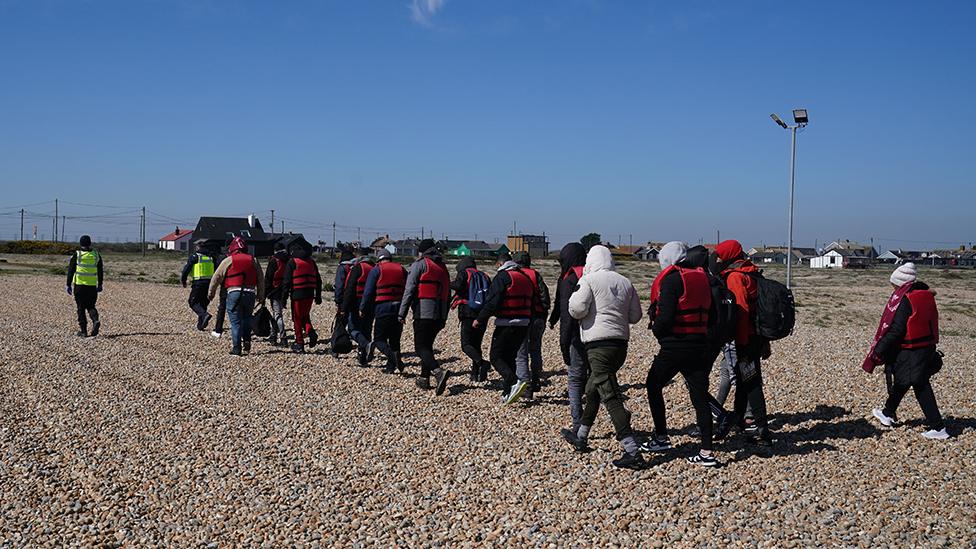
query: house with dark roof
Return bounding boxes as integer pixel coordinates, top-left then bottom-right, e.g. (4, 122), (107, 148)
(192, 215), (277, 257)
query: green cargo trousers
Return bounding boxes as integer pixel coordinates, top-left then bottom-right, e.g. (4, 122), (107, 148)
(581, 342), (634, 440)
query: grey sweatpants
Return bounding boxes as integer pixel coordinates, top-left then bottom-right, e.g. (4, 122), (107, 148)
(516, 317), (546, 384)
(270, 297), (287, 341)
(715, 342), (752, 419)
(567, 343), (588, 431)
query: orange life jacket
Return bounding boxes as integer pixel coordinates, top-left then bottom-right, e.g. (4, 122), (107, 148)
(902, 289), (939, 349)
(291, 257), (317, 291)
(651, 265), (711, 335)
(417, 257), (450, 301)
(223, 253), (257, 289)
(497, 269), (534, 319)
(375, 261), (406, 303)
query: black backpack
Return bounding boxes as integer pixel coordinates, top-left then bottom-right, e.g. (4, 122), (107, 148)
(707, 276), (737, 345)
(750, 273), (795, 340)
(250, 305), (272, 338)
(330, 313), (353, 354)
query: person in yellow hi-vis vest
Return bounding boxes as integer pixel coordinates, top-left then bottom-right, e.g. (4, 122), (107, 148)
(65, 235), (104, 337)
(180, 240), (215, 331)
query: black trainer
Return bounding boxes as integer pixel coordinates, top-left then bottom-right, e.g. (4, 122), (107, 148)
(242, 339), (251, 354)
(357, 348), (369, 367)
(307, 329), (318, 348)
(639, 436), (672, 453)
(478, 360), (491, 382)
(395, 352), (405, 372)
(612, 451), (647, 470)
(433, 368), (450, 396)
(560, 428), (590, 453)
(229, 347), (242, 356)
(714, 413), (734, 440)
(415, 376), (431, 390)
(76, 329), (88, 338)
(382, 360), (397, 374)
(291, 343), (305, 354)
(201, 313), (212, 330)
(90, 321), (100, 337)
(686, 452), (720, 467)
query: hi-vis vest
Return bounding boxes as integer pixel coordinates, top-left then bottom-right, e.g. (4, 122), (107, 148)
(191, 254), (215, 281)
(73, 250), (99, 286)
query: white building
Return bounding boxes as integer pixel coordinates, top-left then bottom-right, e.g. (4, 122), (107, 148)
(158, 228), (194, 251)
(810, 250), (844, 268)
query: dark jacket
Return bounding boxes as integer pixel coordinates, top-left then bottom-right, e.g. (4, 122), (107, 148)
(526, 269), (551, 320)
(264, 251), (291, 300)
(334, 260), (354, 305)
(476, 262), (534, 326)
(361, 260), (406, 319)
(875, 281), (938, 385)
(650, 261), (708, 349)
(66, 248), (104, 288)
(451, 256), (482, 319)
(548, 243), (586, 365)
(282, 248), (322, 303)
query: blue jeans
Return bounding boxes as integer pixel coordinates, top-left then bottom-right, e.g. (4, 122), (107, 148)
(516, 317), (546, 384)
(227, 290), (255, 350)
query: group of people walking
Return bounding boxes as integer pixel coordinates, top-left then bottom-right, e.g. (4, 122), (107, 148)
(65, 232), (951, 470)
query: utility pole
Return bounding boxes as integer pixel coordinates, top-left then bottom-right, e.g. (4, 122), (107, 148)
(20, 209), (24, 241)
(717, 230), (720, 245)
(280, 220), (284, 234)
(141, 206), (146, 256)
(54, 199), (58, 241)
(357, 227), (361, 243)
(62, 216), (66, 242)
(333, 222), (337, 249)
(270, 210), (275, 236)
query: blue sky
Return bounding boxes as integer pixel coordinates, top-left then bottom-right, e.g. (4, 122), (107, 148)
(1, 0), (974, 250)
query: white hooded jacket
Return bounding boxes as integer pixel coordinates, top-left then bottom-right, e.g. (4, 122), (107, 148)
(568, 245), (643, 344)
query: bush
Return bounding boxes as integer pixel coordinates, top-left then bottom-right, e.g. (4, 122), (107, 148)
(0, 241), (75, 255)
(163, 273), (181, 285)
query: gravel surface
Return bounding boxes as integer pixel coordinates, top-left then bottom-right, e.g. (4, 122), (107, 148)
(1, 261), (974, 547)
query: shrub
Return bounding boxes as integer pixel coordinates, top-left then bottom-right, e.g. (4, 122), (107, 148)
(163, 273), (181, 285)
(0, 241), (75, 255)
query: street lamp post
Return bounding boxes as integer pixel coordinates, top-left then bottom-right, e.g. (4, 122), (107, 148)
(770, 109), (808, 289)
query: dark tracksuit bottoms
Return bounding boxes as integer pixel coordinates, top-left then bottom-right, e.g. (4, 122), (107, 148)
(647, 346), (714, 451)
(213, 288), (227, 333)
(188, 281), (211, 319)
(460, 318), (487, 375)
(74, 286), (100, 331)
(581, 341), (634, 440)
(413, 319), (445, 376)
(489, 325), (528, 395)
(373, 315), (403, 363)
(883, 348), (944, 430)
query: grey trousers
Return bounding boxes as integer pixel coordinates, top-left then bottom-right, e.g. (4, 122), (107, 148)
(716, 342), (753, 419)
(516, 317), (546, 384)
(567, 343), (588, 430)
(270, 297), (287, 341)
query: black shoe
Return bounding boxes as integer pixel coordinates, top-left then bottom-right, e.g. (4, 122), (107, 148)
(242, 340), (251, 354)
(382, 360), (397, 374)
(268, 334), (278, 345)
(415, 376), (431, 390)
(469, 370), (479, 383)
(560, 428), (589, 453)
(201, 313), (212, 330)
(307, 329), (318, 348)
(229, 347), (242, 356)
(531, 381), (542, 393)
(433, 368), (450, 396)
(357, 348), (369, 367)
(748, 429), (773, 447)
(291, 343), (305, 354)
(76, 329), (88, 338)
(90, 321), (100, 337)
(395, 352), (405, 372)
(639, 436), (672, 453)
(687, 452), (720, 467)
(366, 341), (376, 362)
(612, 451), (647, 470)
(478, 360), (491, 382)
(714, 413), (734, 440)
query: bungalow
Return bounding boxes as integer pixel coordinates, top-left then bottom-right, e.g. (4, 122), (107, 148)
(748, 246), (816, 265)
(810, 248), (872, 269)
(192, 215), (276, 257)
(449, 240), (500, 258)
(157, 227), (194, 252)
(635, 245), (659, 261)
(824, 240), (878, 260)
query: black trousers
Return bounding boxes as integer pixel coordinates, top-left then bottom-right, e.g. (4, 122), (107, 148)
(646, 346), (714, 451)
(884, 366), (944, 430)
(188, 281), (210, 319)
(74, 285), (99, 331)
(459, 317), (487, 374)
(372, 315), (403, 362)
(734, 358), (768, 431)
(213, 288), (228, 333)
(413, 319), (445, 376)
(489, 324), (528, 395)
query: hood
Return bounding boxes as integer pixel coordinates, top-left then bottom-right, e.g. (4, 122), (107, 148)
(659, 241), (689, 270)
(583, 245), (615, 275)
(685, 245), (709, 269)
(422, 249), (443, 262)
(274, 249), (290, 261)
(559, 243), (586, 275)
(498, 260), (520, 272)
(456, 256), (477, 273)
(290, 247), (310, 260)
(912, 281), (932, 292)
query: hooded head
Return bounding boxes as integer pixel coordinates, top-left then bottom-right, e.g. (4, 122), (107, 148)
(79, 235), (92, 249)
(513, 251), (531, 268)
(289, 242), (310, 260)
(228, 236), (247, 254)
(890, 262), (917, 287)
(339, 245), (354, 262)
(376, 249), (392, 262)
(583, 245), (615, 275)
(658, 241), (689, 270)
(418, 239), (436, 255)
(559, 242), (586, 276)
(715, 240), (744, 263)
(456, 255), (477, 273)
(685, 245), (709, 270)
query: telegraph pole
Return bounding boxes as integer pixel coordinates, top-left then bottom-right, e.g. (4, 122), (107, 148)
(54, 199), (58, 241)
(62, 216), (66, 242)
(332, 222), (336, 248)
(141, 206), (146, 256)
(270, 210), (275, 236)
(280, 220), (284, 234)
(20, 209), (24, 241)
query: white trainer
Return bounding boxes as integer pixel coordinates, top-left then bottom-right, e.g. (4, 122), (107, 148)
(872, 408), (895, 428)
(922, 428), (949, 440)
(211, 331), (223, 339)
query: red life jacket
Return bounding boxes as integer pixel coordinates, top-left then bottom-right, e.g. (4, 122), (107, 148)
(272, 256), (288, 288)
(650, 266), (711, 335)
(375, 261), (406, 303)
(291, 257), (318, 291)
(902, 289), (939, 349)
(497, 269), (534, 319)
(223, 253), (258, 289)
(520, 267), (546, 316)
(344, 261), (374, 299)
(417, 257), (450, 301)
(561, 265), (584, 281)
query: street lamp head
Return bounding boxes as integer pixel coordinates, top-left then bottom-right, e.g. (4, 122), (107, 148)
(793, 108), (808, 125)
(770, 113), (789, 129)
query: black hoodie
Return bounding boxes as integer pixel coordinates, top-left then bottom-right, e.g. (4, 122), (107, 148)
(548, 243), (586, 365)
(450, 256), (485, 319)
(282, 247), (322, 302)
(265, 250), (291, 299)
